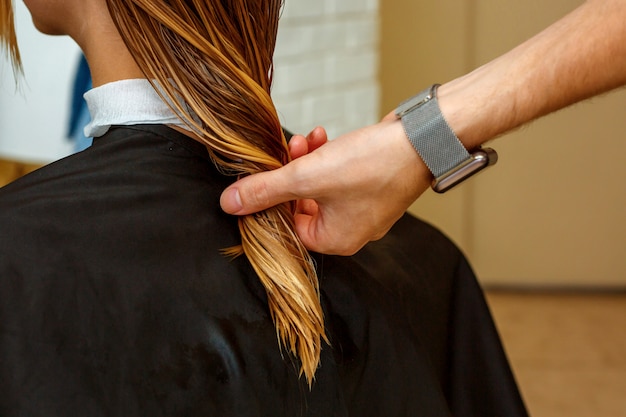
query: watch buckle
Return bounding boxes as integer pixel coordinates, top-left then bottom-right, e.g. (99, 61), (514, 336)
(432, 147), (498, 193)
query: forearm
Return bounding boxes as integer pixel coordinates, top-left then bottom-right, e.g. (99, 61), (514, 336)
(220, 0), (626, 255)
(438, 0), (626, 149)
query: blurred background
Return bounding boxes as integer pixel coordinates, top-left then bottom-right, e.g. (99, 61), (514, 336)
(1, 1), (624, 416)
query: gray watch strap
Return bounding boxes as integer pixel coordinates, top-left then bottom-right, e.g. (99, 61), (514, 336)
(395, 84), (470, 178)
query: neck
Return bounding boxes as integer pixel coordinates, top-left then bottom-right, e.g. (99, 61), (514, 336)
(84, 44), (145, 87)
(73, 3), (144, 87)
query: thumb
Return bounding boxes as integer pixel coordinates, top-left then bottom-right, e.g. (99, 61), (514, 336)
(220, 168), (294, 215)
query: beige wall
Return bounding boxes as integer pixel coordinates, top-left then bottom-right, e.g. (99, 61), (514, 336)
(380, 0), (626, 287)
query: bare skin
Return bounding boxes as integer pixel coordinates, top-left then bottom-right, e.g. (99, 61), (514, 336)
(22, 0), (144, 87)
(220, 0), (626, 255)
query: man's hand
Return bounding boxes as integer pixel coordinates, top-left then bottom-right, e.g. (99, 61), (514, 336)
(286, 126), (329, 159)
(224, 0), (626, 254)
(220, 117), (431, 255)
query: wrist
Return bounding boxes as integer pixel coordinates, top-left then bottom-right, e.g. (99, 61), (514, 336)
(436, 79), (485, 150)
(436, 45), (541, 148)
(378, 116), (433, 194)
(395, 84), (498, 192)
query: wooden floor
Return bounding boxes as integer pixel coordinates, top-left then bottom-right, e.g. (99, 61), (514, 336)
(0, 158), (42, 187)
(485, 291), (626, 417)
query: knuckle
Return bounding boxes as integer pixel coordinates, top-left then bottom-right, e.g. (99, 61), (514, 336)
(330, 238), (365, 256)
(242, 179), (271, 209)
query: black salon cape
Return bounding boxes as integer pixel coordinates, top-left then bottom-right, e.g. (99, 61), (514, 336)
(0, 125), (527, 417)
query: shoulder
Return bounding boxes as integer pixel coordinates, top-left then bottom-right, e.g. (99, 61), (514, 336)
(0, 124), (237, 270)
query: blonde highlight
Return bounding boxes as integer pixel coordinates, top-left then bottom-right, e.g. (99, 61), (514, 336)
(105, 0), (327, 384)
(0, 0), (23, 76)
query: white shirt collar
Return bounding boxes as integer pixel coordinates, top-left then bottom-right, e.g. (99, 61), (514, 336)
(84, 79), (194, 138)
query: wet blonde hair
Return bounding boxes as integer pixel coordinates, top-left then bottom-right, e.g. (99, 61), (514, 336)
(0, 0), (22, 76)
(104, 0), (327, 385)
(1, 0), (326, 385)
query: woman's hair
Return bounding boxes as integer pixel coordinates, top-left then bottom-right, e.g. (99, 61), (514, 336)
(105, 0), (326, 385)
(0, 0), (324, 383)
(0, 0), (22, 76)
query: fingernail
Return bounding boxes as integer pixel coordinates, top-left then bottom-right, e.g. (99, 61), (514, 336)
(225, 188), (242, 212)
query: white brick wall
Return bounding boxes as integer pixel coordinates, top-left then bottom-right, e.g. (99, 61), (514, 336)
(272, 0), (380, 140)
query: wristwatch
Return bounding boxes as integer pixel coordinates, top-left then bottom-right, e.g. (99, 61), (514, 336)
(395, 84), (497, 193)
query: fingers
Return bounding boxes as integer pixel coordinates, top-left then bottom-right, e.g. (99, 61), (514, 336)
(222, 126), (329, 215)
(288, 135), (309, 160)
(294, 198), (319, 217)
(220, 187), (244, 213)
(294, 211), (369, 256)
(306, 126), (328, 152)
(293, 213), (321, 253)
(220, 169), (294, 215)
(288, 126), (328, 160)
(221, 120), (426, 254)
